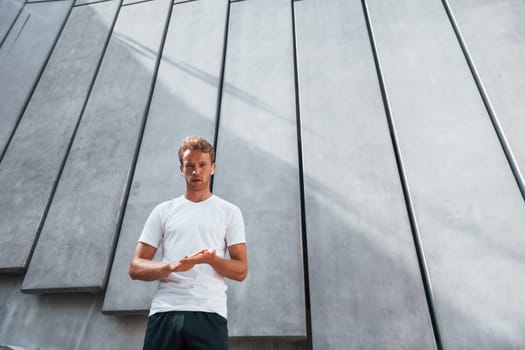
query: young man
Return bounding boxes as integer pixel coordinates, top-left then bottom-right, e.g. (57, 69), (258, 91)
(129, 136), (247, 350)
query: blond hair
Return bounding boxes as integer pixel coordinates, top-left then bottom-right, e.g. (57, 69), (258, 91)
(178, 136), (215, 165)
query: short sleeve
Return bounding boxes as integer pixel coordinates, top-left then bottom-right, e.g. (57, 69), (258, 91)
(226, 205), (246, 247)
(138, 203), (166, 248)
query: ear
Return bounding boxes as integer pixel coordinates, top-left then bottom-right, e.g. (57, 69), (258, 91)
(211, 163), (216, 175)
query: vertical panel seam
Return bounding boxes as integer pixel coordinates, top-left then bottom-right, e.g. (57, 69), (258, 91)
(172, 0), (198, 5)
(21, 0), (123, 272)
(7, 13), (31, 55)
(23, 0), (74, 4)
(0, 5), (31, 49)
(0, 0), (27, 48)
(291, 0), (312, 348)
(361, 1), (443, 349)
(441, 0), (525, 202)
(103, 0), (176, 290)
(210, 0), (231, 192)
(0, 0), (74, 165)
(121, 0), (153, 7)
(75, 0), (115, 7)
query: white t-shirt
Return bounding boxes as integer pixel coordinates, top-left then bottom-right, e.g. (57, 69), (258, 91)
(139, 195), (246, 319)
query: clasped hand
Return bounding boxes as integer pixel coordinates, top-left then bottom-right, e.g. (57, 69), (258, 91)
(170, 248), (216, 272)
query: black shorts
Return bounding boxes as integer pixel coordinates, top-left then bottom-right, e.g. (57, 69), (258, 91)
(142, 311), (228, 350)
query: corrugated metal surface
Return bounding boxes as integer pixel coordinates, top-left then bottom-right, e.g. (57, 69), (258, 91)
(1, 0), (524, 349)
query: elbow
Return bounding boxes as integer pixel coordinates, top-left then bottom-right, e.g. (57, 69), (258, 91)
(235, 268), (248, 282)
(129, 262), (139, 280)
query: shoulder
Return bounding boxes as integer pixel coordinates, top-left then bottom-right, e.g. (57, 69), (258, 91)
(151, 196), (184, 217)
(212, 196), (245, 241)
(211, 195), (242, 213)
(210, 195), (244, 225)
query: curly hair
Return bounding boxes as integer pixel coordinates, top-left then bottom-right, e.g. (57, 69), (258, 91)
(178, 136), (215, 165)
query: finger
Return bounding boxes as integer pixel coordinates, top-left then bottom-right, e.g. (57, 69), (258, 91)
(189, 249), (208, 257)
(174, 262), (194, 272)
(182, 254), (204, 264)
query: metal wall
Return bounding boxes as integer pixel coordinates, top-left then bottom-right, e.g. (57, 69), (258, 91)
(0, 0), (524, 349)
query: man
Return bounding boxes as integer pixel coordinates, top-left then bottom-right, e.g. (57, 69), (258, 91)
(129, 135), (248, 350)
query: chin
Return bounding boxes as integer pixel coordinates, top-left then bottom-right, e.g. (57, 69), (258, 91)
(190, 183), (207, 191)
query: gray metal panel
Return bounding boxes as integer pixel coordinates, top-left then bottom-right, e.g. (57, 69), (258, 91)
(0, 280), (303, 350)
(21, 0), (171, 293)
(0, 0), (24, 45)
(0, 276), (148, 350)
(213, 0), (306, 338)
(121, 0), (187, 5)
(0, 0), (72, 158)
(103, 0), (228, 314)
(0, 1), (119, 273)
(75, 0), (111, 5)
(294, 1), (436, 349)
(367, 0), (525, 348)
(447, 0), (525, 193)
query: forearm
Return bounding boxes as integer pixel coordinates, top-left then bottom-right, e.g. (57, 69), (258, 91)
(208, 255), (247, 282)
(129, 258), (173, 281)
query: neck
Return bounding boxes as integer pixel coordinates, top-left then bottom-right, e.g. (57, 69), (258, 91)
(185, 189), (212, 203)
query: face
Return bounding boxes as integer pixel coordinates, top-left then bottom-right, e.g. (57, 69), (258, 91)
(180, 149), (216, 193)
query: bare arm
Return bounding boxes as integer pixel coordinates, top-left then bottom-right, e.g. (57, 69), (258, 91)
(129, 242), (180, 281)
(179, 243), (248, 282)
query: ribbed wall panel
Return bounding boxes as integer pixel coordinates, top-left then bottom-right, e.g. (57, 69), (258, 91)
(213, 0), (306, 338)
(0, 0), (72, 159)
(75, 0), (109, 5)
(0, 0), (24, 45)
(21, 0), (171, 293)
(103, 0), (228, 314)
(447, 0), (525, 194)
(0, 0), (120, 273)
(367, 0), (525, 348)
(0, 276), (148, 350)
(0, 277), (302, 349)
(294, 0), (436, 348)
(0, 0), (524, 349)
